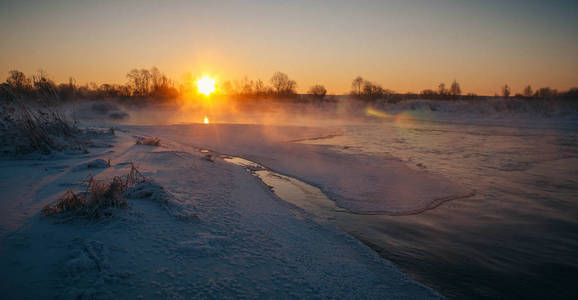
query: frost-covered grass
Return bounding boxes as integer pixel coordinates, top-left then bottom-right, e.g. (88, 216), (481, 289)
(372, 98), (578, 117)
(0, 124), (443, 299)
(41, 163), (146, 219)
(0, 89), (85, 154)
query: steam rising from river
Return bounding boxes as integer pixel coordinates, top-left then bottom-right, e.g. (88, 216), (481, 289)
(76, 96), (578, 132)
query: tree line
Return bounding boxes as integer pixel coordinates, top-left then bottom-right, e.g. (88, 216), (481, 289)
(499, 84), (577, 100)
(2, 69), (576, 102)
(350, 76), (577, 101)
(1, 69), (330, 102)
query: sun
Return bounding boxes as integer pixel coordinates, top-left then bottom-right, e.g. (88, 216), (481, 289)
(196, 76), (216, 96)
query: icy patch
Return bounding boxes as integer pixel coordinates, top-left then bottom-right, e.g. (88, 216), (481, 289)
(224, 156), (343, 219)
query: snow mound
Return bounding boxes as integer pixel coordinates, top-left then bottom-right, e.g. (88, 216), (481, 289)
(135, 136), (160, 146)
(73, 159), (111, 171)
(126, 180), (171, 205)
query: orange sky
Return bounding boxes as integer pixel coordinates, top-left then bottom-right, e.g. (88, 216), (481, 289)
(1, 1), (577, 95)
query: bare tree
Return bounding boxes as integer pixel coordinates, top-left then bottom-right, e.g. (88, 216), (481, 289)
(449, 80), (461, 98)
(362, 80), (385, 99)
(33, 70), (59, 102)
(420, 89), (436, 99)
(523, 85), (533, 97)
(6, 70), (31, 92)
(534, 87), (557, 99)
(270, 72), (296, 96)
(141, 69), (152, 96)
(352, 76), (363, 97)
(127, 69), (152, 97)
(150, 67), (162, 92)
(438, 83), (447, 97)
(308, 85), (327, 99)
(502, 84), (511, 98)
(240, 76), (253, 96)
(127, 69), (141, 96)
(252, 79), (268, 97)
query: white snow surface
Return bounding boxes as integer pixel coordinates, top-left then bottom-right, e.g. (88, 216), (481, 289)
(0, 125), (442, 299)
(130, 123), (472, 214)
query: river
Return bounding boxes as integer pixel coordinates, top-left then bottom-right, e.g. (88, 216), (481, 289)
(301, 116), (578, 299)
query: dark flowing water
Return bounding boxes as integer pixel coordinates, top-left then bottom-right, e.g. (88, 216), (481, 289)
(302, 118), (578, 299)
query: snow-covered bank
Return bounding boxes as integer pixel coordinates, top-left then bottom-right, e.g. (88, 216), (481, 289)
(0, 126), (441, 298)
(367, 99), (578, 130)
(130, 123), (472, 215)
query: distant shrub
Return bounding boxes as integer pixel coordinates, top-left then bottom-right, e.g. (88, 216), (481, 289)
(270, 72), (297, 97)
(308, 85), (327, 99)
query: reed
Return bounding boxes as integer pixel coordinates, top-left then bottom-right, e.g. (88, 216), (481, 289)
(41, 163), (146, 219)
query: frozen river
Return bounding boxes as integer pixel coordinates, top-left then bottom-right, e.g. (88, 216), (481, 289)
(85, 99), (578, 298)
(303, 115), (578, 299)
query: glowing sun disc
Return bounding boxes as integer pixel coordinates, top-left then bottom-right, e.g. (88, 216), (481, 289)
(197, 76), (216, 95)
(203, 116), (209, 124)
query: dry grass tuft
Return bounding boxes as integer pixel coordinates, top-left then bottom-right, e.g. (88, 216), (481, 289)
(42, 163), (147, 219)
(135, 136), (160, 146)
(1, 86), (84, 154)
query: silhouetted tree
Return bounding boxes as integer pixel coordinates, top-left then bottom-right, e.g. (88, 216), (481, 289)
(362, 80), (385, 99)
(501, 84), (510, 98)
(252, 79), (268, 97)
(57, 77), (77, 101)
(127, 69), (152, 97)
(534, 87), (557, 99)
(561, 88), (578, 101)
(523, 85), (533, 98)
(147, 67), (177, 99)
(449, 80), (461, 98)
(6, 70), (32, 93)
(308, 85), (327, 99)
(150, 67), (169, 97)
(240, 76), (253, 96)
(352, 76), (363, 97)
(438, 83), (447, 97)
(220, 77), (270, 98)
(270, 72), (296, 96)
(420, 89), (436, 99)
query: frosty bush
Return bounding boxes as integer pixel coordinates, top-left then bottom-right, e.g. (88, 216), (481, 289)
(0, 86), (84, 154)
(42, 163), (146, 219)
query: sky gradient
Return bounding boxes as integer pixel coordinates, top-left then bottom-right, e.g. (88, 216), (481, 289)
(1, 0), (577, 95)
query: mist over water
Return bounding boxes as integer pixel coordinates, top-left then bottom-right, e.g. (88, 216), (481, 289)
(81, 98), (578, 298)
(301, 111), (578, 299)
